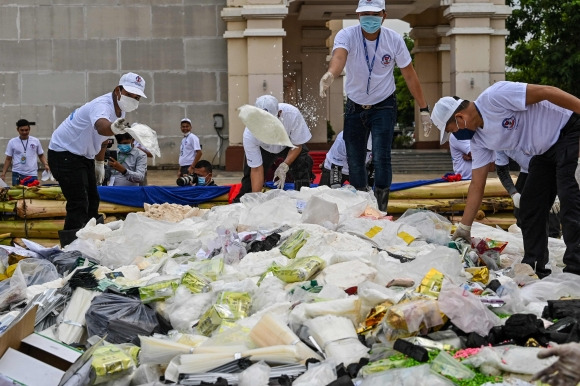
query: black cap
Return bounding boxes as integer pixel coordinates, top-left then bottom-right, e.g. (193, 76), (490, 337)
(16, 119), (35, 128)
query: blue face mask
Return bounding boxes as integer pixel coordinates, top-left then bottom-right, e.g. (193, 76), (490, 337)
(197, 176), (207, 186)
(118, 144), (132, 153)
(453, 129), (475, 141)
(359, 15), (382, 34)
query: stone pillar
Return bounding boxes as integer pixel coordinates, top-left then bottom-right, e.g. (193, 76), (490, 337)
(444, 1), (511, 101)
(222, 1), (287, 170)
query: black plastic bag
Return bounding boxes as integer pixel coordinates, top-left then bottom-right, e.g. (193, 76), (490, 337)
(85, 292), (160, 344)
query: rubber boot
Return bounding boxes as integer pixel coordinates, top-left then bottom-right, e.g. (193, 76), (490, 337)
(294, 179), (310, 191)
(374, 187), (390, 212)
(58, 229), (79, 248)
(96, 214), (105, 225)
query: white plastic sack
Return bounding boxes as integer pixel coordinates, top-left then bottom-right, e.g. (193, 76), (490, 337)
(127, 123), (161, 158)
(237, 104), (294, 148)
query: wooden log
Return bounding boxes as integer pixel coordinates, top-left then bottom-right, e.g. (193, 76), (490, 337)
(15, 199), (143, 219)
(449, 213), (517, 230)
(389, 178), (511, 200)
(0, 219), (64, 239)
(13, 238), (59, 248)
(386, 197), (514, 214)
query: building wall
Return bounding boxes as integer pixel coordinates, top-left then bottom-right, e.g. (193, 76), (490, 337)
(0, 0), (229, 168)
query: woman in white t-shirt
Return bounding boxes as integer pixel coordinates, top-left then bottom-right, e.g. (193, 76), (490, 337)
(1, 119), (49, 186)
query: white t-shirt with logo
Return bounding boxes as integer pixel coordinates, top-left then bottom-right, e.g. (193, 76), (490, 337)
(49, 93), (122, 159)
(179, 133), (202, 166)
(5, 136), (44, 176)
(470, 81), (572, 169)
(495, 150), (532, 174)
(333, 25), (412, 105)
(243, 103), (312, 168)
(449, 135), (472, 179)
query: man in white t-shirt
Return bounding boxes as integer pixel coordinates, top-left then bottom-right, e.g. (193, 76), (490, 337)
(2, 119), (49, 186)
(318, 0), (432, 211)
(431, 81), (580, 278)
(178, 118), (202, 178)
(233, 95), (313, 202)
(448, 134), (472, 179)
(48, 72), (146, 247)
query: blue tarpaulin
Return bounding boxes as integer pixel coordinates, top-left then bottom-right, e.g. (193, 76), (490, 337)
(97, 185), (231, 207)
(264, 178), (446, 192)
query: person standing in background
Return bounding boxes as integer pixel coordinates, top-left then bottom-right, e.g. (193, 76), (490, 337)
(178, 118), (202, 178)
(319, 0), (432, 211)
(1, 119), (49, 186)
(448, 134), (472, 179)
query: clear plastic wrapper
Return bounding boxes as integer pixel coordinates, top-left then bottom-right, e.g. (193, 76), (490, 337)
(395, 210), (452, 246)
(90, 345), (135, 385)
(292, 360), (337, 386)
(385, 299), (444, 333)
(279, 230), (308, 259)
(238, 361), (270, 386)
(272, 256), (325, 283)
(138, 278), (180, 303)
(181, 270), (212, 293)
(430, 350), (475, 380)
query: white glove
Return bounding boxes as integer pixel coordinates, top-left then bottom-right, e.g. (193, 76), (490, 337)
(551, 196), (560, 214)
(95, 160), (105, 185)
(111, 118), (129, 135)
(576, 158), (580, 189)
(273, 162), (289, 189)
(319, 72), (334, 98)
(420, 111), (433, 137)
(532, 343), (580, 386)
(511, 192), (521, 208)
(452, 223), (471, 241)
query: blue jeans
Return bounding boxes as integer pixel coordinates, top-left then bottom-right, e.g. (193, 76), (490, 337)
(12, 172), (37, 186)
(343, 94), (397, 190)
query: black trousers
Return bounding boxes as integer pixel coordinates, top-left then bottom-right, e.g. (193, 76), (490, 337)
(319, 167), (349, 187)
(520, 113), (580, 275)
(514, 172), (561, 238)
(48, 149), (100, 230)
(234, 146), (313, 202)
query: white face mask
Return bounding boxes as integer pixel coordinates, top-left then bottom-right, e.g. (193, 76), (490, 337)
(118, 94), (139, 112)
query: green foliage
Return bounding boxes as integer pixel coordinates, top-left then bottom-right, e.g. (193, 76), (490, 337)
(506, 0), (580, 96)
(395, 34), (415, 127)
(392, 134), (414, 149)
(327, 121), (336, 142)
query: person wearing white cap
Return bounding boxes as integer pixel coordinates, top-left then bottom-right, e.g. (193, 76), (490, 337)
(233, 95), (313, 202)
(318, 0), (432, 211)
(448, 134), (472, 180)
(431, 81), (580, 278)
(48, 72), (146, 247)
(178, 118), (203, 178)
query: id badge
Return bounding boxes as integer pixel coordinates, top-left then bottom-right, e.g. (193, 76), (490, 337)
(20, 156), (26, 164)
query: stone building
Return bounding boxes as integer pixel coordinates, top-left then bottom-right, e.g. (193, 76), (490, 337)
(0, 0), (510, 171)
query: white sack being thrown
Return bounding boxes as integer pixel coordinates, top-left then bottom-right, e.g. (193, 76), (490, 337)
(238, 104), (295, 148)
(126, 122), (161, 157)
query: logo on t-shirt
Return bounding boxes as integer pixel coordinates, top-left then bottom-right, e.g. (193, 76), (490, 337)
(381, 54), (392, 66)
(502, 116), (517, 130)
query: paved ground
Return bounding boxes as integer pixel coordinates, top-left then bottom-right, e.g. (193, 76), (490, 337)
(145, 168), (454, 187)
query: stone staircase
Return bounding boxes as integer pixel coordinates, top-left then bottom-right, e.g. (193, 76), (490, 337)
(391, 149), (453, 174)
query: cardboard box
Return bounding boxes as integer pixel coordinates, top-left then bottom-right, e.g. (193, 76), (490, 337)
(0, 306), (97, 386)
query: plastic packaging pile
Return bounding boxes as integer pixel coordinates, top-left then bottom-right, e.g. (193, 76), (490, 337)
(1, 185), (579, 386)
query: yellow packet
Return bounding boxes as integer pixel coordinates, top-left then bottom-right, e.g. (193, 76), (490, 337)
(91, 345), (134, 384)
(416, 268), (444, 298)
(272, 256), (325, 283)
(465, 266), (490, 284)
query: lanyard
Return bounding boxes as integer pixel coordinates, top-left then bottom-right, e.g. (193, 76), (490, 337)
(362, 31), (380, 95)
(20, 138), (29, 153)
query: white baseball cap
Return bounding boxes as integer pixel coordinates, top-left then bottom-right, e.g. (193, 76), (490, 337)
(356, 0), (385, 12)
(119, 72), (147, 98)
(431, 97), (464, 145)
(181, 118), (192, 124)
(255, 95), (279, 116)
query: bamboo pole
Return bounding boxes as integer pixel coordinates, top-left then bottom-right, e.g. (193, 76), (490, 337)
(449, 214), (517, 230)
(0, 201), (16, 213)
(388, 178), (510, 200)
(0, 219), (64, 239)
(15, 199), (142, 219)
(7, 186), (65, 200)
(386, 197), (514, 214)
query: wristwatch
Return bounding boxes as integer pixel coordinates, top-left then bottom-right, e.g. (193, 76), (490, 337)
(419, 106), (430, 113)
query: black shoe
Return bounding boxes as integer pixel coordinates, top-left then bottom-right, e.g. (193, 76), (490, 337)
(536, 267), (552, 279)
(374, 187), (390, 212)
(58, 229), (79, 248)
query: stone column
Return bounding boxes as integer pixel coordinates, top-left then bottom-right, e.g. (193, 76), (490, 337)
(222, 1), (287, 170)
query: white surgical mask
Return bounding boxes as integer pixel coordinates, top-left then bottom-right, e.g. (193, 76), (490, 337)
(118, 94), (139, 112)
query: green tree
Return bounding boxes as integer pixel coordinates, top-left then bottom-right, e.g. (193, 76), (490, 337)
(506, 0), (580, 96)
(395, 34), (415, 127)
